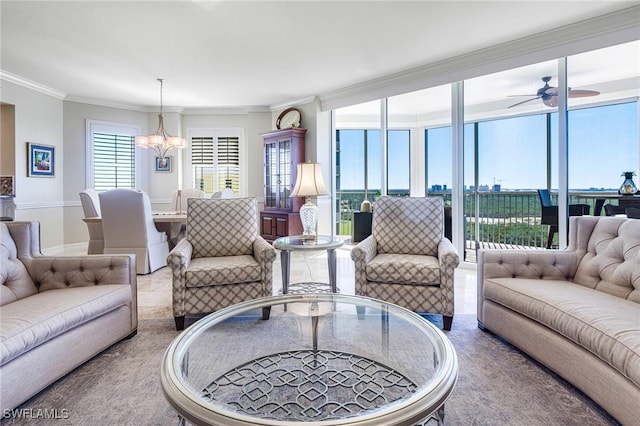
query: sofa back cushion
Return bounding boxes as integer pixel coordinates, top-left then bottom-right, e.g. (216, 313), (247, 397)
(574, 217), (640, 303)
(187, 198), (257, 258)
(373, 196), (443, 256)
(0, 223), (37, 306)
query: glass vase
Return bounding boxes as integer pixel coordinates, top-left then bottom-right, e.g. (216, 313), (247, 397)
(619, 172), (638, 195)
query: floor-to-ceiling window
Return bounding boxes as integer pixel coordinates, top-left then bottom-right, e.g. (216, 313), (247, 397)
(331, 40), (640, 257)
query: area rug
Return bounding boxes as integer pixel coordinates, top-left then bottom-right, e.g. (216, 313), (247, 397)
(1, 315), (618, 426)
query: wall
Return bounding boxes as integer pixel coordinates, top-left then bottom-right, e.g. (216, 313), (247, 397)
(2, 81), (64, 249)
(63, 101), (149, 246)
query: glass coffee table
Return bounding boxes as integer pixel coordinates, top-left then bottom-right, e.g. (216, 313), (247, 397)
(161, 294), (458, 426)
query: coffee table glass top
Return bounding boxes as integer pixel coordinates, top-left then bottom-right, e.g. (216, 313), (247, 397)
(161, 294), (458, 426)
(273, 235), (343, 250)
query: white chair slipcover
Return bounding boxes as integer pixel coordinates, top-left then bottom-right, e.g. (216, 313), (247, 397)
(79, 189), (104, 254)
(99, 189), (169, 275)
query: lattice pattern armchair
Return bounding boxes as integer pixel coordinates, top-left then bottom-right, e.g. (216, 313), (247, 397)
(350, 197), (460, 330)
(167, 198), (276, 330)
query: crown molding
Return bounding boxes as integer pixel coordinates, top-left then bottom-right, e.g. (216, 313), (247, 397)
(181, 106), (271, 115)
(0, 70), (66, 99)
(318, 5), (640, 111)
(64, 95), (151, 112)
(270, 95), (318, 111)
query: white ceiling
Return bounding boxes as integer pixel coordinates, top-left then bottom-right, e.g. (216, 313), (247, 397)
(1, 1), (638, 111)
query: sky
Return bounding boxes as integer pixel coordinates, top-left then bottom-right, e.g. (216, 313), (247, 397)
(338, 101), (638, 192)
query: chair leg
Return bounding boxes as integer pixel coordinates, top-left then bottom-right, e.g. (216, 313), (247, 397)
(546, 226), (557, 249)
(443, 315), (453, 331)
(174, 316), (185, 331)
(262, 306), (271, 320)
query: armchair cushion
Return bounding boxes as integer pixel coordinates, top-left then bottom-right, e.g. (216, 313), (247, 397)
(185, 255), (261, 287)
(188, 198), (257, 258)
(366, 253), (440, 285)
(373, 197), (442, 256)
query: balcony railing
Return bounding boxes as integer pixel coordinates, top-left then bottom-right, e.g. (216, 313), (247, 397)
(336, 190), (614, 261)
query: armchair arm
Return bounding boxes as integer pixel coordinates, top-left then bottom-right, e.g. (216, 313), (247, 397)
(253, 237), (277, 295)
(167, 239), (193, 317)
(350, 235), (377, 295)
(437, 238), (459, 317)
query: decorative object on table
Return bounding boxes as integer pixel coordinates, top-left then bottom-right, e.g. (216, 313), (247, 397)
(275, 107), (301, 129)
(27, 142), (55, 177)
(360, 199), (371, 212)
(155, 156), (172, 172)
(619, 171), (638, 195)
(0, 176), (14, 196)
(290, 162), (329, 241)
(135, 79), (187, 159)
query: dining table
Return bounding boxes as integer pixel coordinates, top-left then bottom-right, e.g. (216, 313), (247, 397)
(83, 212), (187, 248)
(577, 193), (640, 216)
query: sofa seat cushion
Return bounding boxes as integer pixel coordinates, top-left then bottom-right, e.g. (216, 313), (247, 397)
(186, 255), (261, 287)
(0, 285), (132, 366)
(366, 253), (440, 285)
(484, 277), (640, 388)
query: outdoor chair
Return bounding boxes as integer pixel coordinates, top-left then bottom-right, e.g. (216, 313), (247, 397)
(350, 196), (460, 330)
(626, 207), (640, 219)
(604, 203), (626, 216)
(537, 189), (590, 249)
(167, 198), (276, 330)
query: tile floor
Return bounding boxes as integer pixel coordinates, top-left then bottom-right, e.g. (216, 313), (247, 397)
(63, 242), (479, 322)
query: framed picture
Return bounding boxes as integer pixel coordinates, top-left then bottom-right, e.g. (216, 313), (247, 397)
(155, 156), (172, 172)
(27, 143), (55, 177)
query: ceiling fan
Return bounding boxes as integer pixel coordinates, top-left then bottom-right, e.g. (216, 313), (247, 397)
(507, 76), (600, 108)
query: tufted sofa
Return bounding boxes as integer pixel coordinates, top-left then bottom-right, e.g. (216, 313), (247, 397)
(0, 221), (137, 411)
(478, 216), (640, 425)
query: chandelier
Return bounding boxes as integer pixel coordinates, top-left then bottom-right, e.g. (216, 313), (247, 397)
(135, 79), (186, 161)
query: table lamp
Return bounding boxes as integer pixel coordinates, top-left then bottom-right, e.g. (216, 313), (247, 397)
(291, 162), (328, 240)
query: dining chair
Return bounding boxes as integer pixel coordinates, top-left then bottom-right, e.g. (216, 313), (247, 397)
(78, 189), (104, 254)
(99, 189), (169, 274)
(171, 188), (205, 214)
(537, 189), (590, 249)
(211, 188), (234, 199)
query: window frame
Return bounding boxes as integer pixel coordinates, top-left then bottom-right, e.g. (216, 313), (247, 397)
(85, 119), (141, 191)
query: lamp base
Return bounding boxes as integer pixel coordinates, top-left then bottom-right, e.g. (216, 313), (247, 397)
(299, 199), (318, 240)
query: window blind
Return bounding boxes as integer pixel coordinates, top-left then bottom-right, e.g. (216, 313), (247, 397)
(93, 132), (135, 191)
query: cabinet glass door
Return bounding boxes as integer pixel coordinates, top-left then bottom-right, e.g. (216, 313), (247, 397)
(264, 143), (277, 208)
(278, 140), (291, 209)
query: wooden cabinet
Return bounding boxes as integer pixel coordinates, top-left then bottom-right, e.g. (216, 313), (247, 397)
(259, 128), (306, 242)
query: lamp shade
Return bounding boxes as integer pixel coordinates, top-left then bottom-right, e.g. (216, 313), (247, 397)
(291, 163), (328, 197)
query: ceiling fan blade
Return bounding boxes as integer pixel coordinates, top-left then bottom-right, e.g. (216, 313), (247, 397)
(507, 94), (538, 97)
(568, 89), (600, 98)
(508, 96), (541, 108)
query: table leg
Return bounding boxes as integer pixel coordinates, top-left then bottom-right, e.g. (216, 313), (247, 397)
(280, 250), (290, 294)
(327, 248), (337, 293)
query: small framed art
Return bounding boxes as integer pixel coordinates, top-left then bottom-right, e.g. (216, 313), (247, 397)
(27, 143), (55, 177)
(155, 156), (172, 172)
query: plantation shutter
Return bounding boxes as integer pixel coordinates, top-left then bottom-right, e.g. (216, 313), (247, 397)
(93, 132), (135, 191)
(217, 137), (240, 193)
(191, 135), (240, 194)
